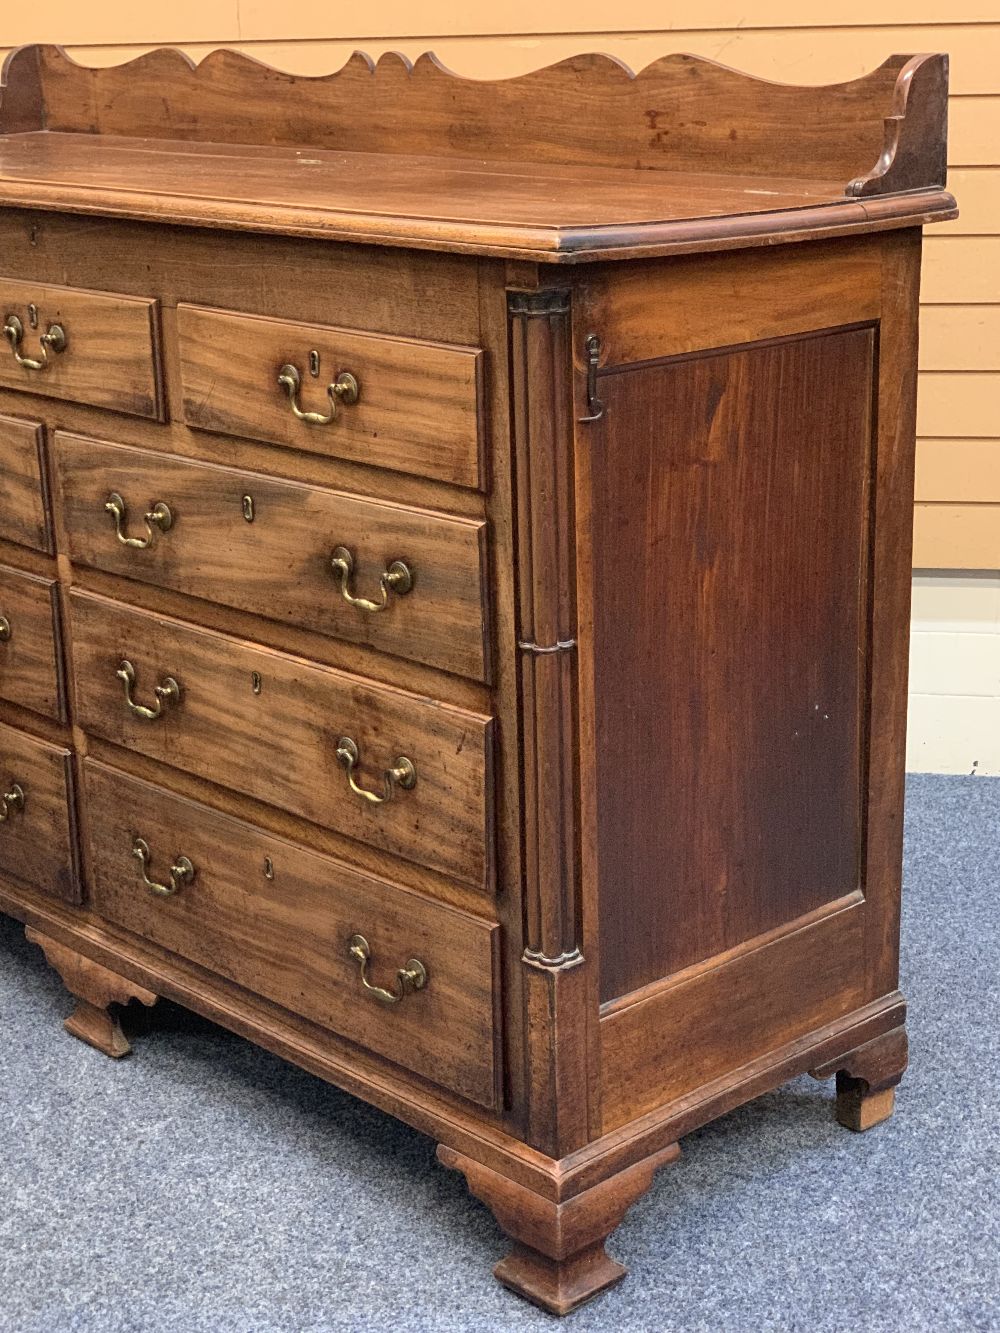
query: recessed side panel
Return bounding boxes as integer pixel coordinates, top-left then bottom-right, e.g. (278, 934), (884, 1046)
(590, 327), (876, 1005)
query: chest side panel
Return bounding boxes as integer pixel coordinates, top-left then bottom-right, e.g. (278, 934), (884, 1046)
(590, 327), (875, 1004)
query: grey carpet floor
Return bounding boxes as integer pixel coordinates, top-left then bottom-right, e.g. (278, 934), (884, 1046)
(1, 773), (997, 1333)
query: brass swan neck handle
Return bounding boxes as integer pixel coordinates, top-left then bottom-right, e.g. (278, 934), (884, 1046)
(278, 362), (359, 426)
(3, 313), (67, 371)
(117, 659), (181, 721)
(330, 546), (413, 614)
(131, 836), (195, 898)
(105, 492), (173, 550)
(335, 736), (416, 805)
(347, 934), (427, 1005)
(0, 783), (25, 822)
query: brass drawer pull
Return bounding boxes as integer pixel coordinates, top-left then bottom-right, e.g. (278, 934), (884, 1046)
(131, 835), (195, 898)
(277, 362), (359, 426)
(0, 782), (25, 822)
(0, 616), (10, 642)
(330, 546), (413, 613)
(105, 491), (173, 550)
(347, 933), (427, 1005)
(117, 658), (181, 721)
(335, 736), (416, 805)
(3, 313), (67, 371)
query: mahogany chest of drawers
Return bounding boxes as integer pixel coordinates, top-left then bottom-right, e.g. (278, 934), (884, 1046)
(0, 44), (955, 1314)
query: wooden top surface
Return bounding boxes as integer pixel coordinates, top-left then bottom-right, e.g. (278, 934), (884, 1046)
(0, 46), (958, 262)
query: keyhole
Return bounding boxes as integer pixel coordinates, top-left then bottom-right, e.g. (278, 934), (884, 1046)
(251, 671), (262, 694)
(309, 349), (320, 378)
(263, 857), (274, 880)
(27, 303), (38, 330)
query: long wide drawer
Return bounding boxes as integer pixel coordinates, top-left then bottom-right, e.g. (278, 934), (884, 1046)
(0, 414), (53, 553)
(69, 591), (493, 890)
(176, 304), (485, 488)
(85, 760), (501, 1108)
(0, 278), (162, 419)
(0, 720), (79, 902)
(54, 431), (490, 681)
(0, 564), (65, 720)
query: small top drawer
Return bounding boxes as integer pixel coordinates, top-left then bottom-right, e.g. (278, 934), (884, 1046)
(0, 278), (163, 419)
(177, 304), (484, 489)
(0, 414), (52, 553)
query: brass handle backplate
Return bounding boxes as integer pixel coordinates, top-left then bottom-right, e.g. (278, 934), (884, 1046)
(3, 313), (67, 371)
(330, 546), (413, 613)
(335, 736), (416, 805)
(105, 491), (173, 550)
(117, 659), (180, 721)
(278, 362), (359, 426)
(0, 616), (10, 642)
(0, 782), (25, 822)
(131, 836), (195, 898)
(347, 933), (427, 1005)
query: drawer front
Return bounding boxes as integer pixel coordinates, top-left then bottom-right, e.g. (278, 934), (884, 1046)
(0, 414), (52, 553)
(54, 432), (489, 681)
(0, 720), (79, 902)
(0, 565), (65, 720)
(85, 760), (501, 1108)
(177, 304), (484, 489)
(69, 592), (493, 890)
(0, 278), (162, 419)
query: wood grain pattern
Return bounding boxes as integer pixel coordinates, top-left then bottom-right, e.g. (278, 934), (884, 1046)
(600, 896), (865, 1129)
(574, 236), (882, 370)
(0, 563), (65, 720)
(54, 431), (490, 681)
(0, 412), (52, 552)
(0, 132), (956, 264)
(0, 48), (956, 262)
(0, 277), (162, 419)
(69, 590), (493, 891)
(0, 718), (79, 902)
(0, 46), (928, 184)
(177, 304), (484, 489)
(85, 759), (502, 1108)
(588, 328), (875, 1002)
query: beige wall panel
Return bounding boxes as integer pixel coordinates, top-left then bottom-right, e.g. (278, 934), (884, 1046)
(916, 440), (1000, 501)
(922, 238), (1000, 303)
(938, 169), (1000, 234)
(231, 3), (1000, 40)
(920, 307), (1000, 370)
(948, 97), (1000, 166)
(0, 18), (994, 565)
(1, 4), (239, 47)
(0, 27), (987, 94)
(2, 0), (996, 47)
(913, 503), (1000, 568)
(918, 373), (1000, 438)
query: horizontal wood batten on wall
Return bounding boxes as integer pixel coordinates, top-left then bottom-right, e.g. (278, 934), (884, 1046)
(922, 238), (1000, 302)
(918, 374), (999, 437)
(916, 440), (1000, 500)
(913, 504), (1000, 567)
(919, 307), (1000, 369)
